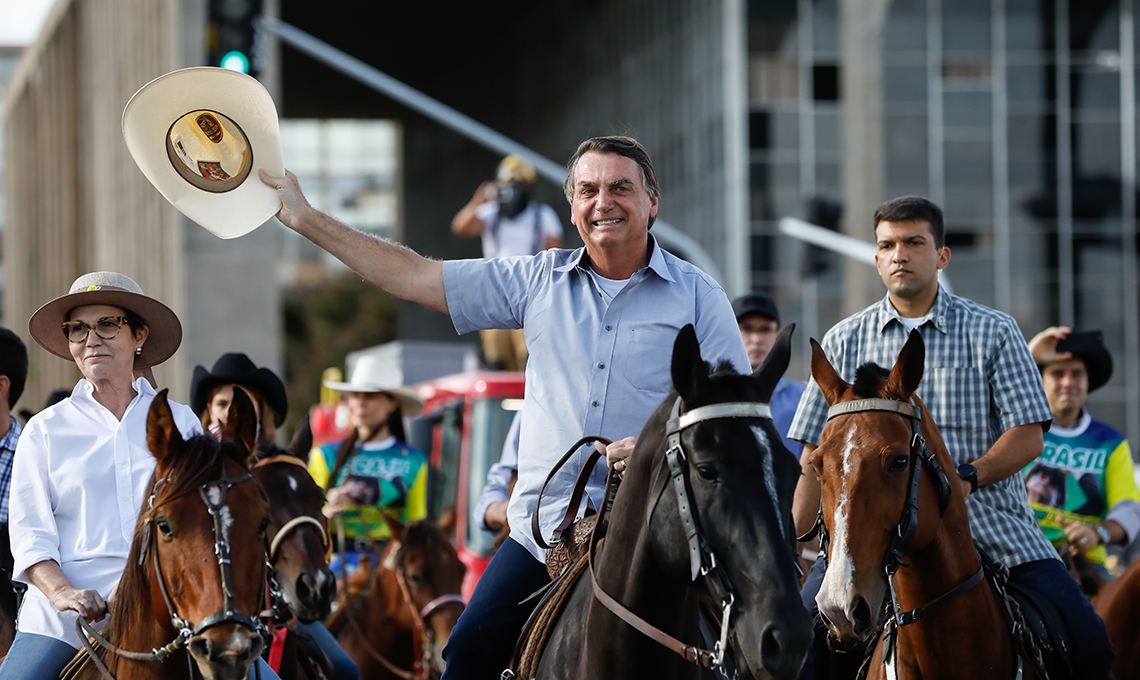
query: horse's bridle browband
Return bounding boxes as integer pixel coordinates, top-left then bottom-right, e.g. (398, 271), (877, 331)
(588, 397), (774, 670)
(801, 397), (985, 671)
(78, 468), (269, 680)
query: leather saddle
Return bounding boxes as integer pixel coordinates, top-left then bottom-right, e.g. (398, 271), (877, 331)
(979, 547), (1075, 680)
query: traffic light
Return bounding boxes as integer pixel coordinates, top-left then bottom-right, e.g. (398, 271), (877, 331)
(207, 0), (264, 78)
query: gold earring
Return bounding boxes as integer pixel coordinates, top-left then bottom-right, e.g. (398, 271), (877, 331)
(135, 347), (143, 355)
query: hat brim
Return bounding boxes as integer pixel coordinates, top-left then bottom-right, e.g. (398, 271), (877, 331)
(322, 381), (424, 417)
(123, 67), (284, 240)
(192, 366), (289, 426)
(1073, 349), (1114, 392)
(28, 289), (182, 369)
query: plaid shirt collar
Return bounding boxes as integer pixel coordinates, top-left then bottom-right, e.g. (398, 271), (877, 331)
(0, 416), (20, 453)
(874, 285), (954, 336)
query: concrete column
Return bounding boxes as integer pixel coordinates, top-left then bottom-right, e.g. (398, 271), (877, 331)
(840, 0), (891, 315)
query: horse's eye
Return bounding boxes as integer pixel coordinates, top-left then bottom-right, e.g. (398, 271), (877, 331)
(888, 456), (909, 473)
(695, 463), (719, 481)
(258, 517), (270, 536)
(407, 572), (425, 587)
(156, 518), (174, 538)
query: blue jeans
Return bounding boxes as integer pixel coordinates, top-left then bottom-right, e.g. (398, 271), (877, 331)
(0, 631), (283, 680)
(296, 620), (360, 680)
(798, 556), (1114, 680)
(441, 538), (550, 680)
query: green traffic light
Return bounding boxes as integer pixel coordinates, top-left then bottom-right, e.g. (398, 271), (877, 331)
(220, 51), (250, 74)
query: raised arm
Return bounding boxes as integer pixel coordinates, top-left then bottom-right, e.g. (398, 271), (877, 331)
(452, 181), (494, 237)
(260, 169), (448, 314)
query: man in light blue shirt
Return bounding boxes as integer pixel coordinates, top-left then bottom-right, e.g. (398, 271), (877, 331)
(263, 135), (748, 679)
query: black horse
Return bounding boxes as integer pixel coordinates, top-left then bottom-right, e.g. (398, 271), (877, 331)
(536, 324), (813, 679)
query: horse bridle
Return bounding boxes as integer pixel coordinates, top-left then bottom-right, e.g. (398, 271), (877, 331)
(798, 398), (985, 663)
(250, 454), (333, 625)
(339, 527), (464, 680)
(78, 469), (269, 680)
(587, 396), (774, 670)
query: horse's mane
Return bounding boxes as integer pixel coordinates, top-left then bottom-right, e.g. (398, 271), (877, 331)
(852, 363), (893, 399)
(107, 433), (251, 658)
(249, 442), (304, 465)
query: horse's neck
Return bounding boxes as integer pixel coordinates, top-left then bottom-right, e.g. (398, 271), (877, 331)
(888, 506), (1015, 679)
(586, 498), (701, 678)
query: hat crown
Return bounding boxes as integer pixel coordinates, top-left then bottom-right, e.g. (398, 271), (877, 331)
(211, 352), (260, 378)
(346, 354), (401, 388)
(68, 271), (144, 296)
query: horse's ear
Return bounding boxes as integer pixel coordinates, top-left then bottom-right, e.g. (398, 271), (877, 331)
(753, 323), (794, 402)
(437, 507), (457, 541)
(671, 324), (708, 402)
(223, 387), (258, 455)
(384, 511), (407, 542)
(886, 330), (926, 398)
(147, 389), (183, 466)
(810, 338), (849, 405)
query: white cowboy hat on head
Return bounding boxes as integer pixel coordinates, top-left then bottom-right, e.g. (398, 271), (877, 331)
(122, 67), (284, 239)
(29, 271), (182, 369)
(323, 354), (425, 416)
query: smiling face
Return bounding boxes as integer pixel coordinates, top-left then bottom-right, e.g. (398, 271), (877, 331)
(569, 151), (658, 262)
(1042, 358), (1089, 424)
(873, 220), (950, 303)
(66, 304), (148, 385)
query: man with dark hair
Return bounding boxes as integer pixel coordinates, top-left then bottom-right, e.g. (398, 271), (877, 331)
(872, 195), (945, 248)
(789, 198), (1112, 679)
(1023, 327), (1140, 581)
(0, 327), (28, 622)
(261, 135), (748, 679)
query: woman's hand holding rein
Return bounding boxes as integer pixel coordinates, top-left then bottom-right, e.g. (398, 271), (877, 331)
(26, 559), (108, 623)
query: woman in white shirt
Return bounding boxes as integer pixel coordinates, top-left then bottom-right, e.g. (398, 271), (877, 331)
(0, 272), (282, 680)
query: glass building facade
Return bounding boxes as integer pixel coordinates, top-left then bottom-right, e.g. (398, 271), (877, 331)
(749, 0), (1140, 446)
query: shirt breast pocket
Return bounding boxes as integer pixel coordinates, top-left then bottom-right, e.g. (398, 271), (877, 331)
(921, 367), (989, 432)
(617, 322), (680, 393)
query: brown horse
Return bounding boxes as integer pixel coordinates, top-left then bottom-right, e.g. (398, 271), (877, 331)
(250, 447), (336, 679)
(73, 389), (271, 680)
(327, 517), (465, 679)
(808, 331), (1028, 679)
(534, 324), (812, 679)
(1093, 557), (1140, 678)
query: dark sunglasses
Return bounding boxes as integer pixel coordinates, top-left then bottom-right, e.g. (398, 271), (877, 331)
(62, 316), (130, 344)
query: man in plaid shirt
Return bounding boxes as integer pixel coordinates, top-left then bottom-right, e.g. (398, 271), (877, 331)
(789, 197), (1112, 679)
(0, 328), (27, 623)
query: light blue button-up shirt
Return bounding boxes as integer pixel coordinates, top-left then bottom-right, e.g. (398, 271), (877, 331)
(444, 237), (749, 562)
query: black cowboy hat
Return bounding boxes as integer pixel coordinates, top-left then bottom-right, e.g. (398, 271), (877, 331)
(191, 353), (288, 426)
(1055, 330), (1114, 393)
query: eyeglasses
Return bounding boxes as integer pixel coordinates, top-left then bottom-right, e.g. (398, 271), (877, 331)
(62, 316), (130, 344)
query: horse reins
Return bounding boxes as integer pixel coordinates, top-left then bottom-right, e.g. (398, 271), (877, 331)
(78, 469), (269, 680)
(798, 398), (987, 672)
(580, 397), (773, 670)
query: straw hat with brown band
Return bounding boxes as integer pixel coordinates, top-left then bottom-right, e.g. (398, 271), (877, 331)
(28, 272), (182, 369)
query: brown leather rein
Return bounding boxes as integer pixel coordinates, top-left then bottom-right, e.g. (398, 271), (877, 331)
(534, 398), (773, 670)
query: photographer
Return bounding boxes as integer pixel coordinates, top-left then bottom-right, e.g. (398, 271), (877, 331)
(451, 155), (562, 371)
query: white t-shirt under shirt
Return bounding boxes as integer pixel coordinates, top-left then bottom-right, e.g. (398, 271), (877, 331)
(474, 201), (563, 258)
(899, 314), (930, 331)
(588, 270), (631, 304)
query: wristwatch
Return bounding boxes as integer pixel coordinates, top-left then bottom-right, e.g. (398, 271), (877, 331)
(1096, 524), (1112, 545)
(956, 463), (979, 494)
